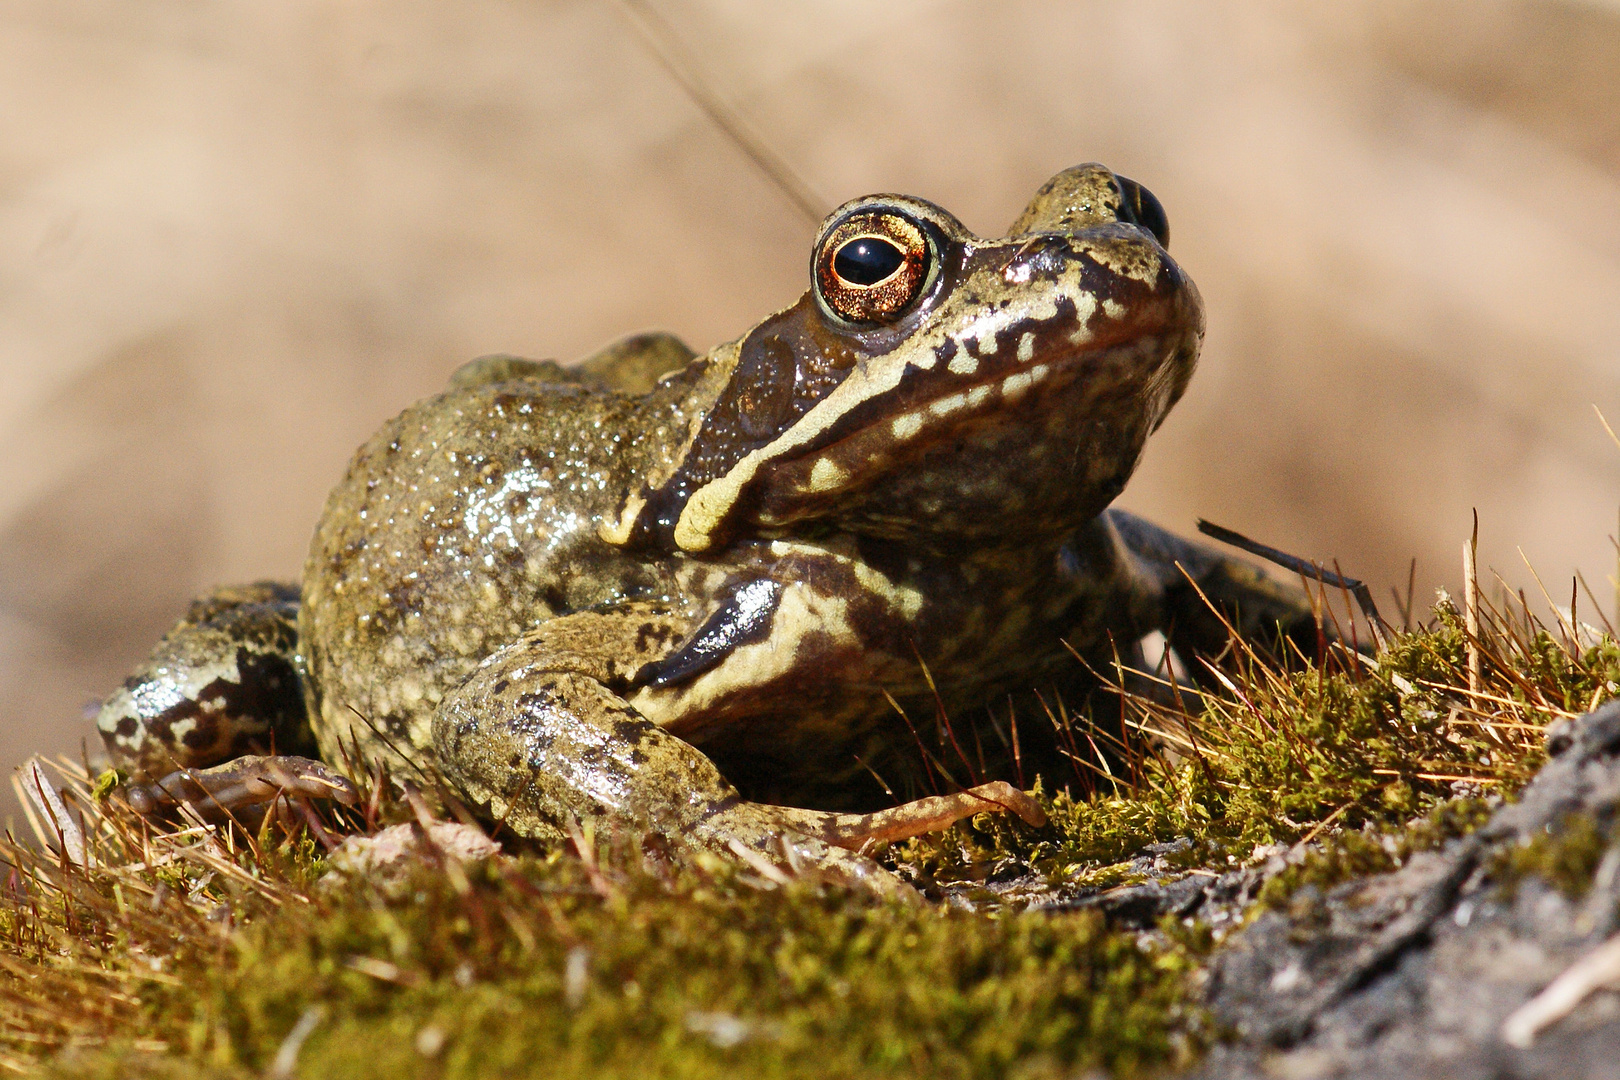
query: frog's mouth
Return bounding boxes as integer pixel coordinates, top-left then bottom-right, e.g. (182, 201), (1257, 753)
(745, 327), (1199, 542)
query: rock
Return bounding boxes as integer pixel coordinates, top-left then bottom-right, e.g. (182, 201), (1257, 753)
(1189, 700), (1620, 1079)
(320, 821), (502, 892)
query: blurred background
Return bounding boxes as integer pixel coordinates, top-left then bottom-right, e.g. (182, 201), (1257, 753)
(3, 0), (1619, 812)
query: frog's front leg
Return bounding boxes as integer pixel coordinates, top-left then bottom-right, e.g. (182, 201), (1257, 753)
(431, 603), (1041, 892)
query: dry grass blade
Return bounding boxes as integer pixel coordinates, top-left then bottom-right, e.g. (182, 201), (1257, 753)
(0, 754), (360, 1062)
(1196, 519), (1391, 649)
(1465, 512), (1482, 698)
(613, 0), (827, 224)
(1595, 404), (1620, 454)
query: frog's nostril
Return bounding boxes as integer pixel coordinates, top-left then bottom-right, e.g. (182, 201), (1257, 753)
(1115, 177), (1170, 248)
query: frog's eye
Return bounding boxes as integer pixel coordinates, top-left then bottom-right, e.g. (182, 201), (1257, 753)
(1114, 176), (1170, 248)
(814, 211), (932, 325)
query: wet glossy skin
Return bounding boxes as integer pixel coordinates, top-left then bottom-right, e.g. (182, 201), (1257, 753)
(99, 164), (1307, 886)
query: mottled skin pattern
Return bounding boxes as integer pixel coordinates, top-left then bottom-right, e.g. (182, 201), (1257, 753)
(99, 165), (1314, 886)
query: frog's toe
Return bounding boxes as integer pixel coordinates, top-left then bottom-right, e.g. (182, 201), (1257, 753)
(769, 781), (1047, 852)
(694, 782), (1048, 900)
(123, 754), (358, 820)
(696, 811), (919, 901)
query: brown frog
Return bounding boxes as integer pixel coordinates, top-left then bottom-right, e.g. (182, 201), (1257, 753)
(97, 164), (1312, 889)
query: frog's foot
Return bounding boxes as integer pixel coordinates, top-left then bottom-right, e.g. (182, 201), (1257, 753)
(680, 783), (1045, 899)
(766, 781), (1047, 852)
(123, 755), (358, 820)
(690, 783), (1047, 899)
(684, 808), (920, 900)
(683, 783), (1047, 899)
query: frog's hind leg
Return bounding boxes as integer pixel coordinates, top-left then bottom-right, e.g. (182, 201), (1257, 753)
(98, 582), (317, 780)
(97, 582), (361, 822)
(448, 334), (697, 397)
(572, 332), (696, 394)
(1098, 508), (1322, 661)
(430, 607), (1035, 894)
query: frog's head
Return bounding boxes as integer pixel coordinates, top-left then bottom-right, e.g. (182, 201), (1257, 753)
(607, 163), (1203, 554)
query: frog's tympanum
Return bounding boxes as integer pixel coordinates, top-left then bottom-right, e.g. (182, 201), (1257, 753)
(97, 165), (1313, 890)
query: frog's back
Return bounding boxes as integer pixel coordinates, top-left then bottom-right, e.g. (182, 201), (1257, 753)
(299, 374), (690, 768)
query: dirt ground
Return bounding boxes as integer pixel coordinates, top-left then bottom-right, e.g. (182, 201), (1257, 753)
(2, 0), (1618, 811)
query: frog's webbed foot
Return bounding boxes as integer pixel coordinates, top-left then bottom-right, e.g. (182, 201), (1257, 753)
(122, 755), (358, 822)
(693, 782), (1047, 899)
(688, 812), (922, 900)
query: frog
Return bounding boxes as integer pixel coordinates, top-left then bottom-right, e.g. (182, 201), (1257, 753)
(96, 163), (1315, 890)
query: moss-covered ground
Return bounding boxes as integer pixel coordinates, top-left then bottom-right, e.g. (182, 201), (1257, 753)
(4, 586), (1617, 1078)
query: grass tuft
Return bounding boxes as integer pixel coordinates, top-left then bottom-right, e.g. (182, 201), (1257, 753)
(896, 583), (1619, 900)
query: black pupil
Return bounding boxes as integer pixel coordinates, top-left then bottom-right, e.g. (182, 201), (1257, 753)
(833, 237), (905, 286)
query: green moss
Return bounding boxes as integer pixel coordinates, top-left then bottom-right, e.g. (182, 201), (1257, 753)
(1143, 601), (1590, 854)
(1256, 799), (1493, 910)
(1491, 813), (1612, 901)
(21, 851), (1206, 1080)
(905, 614), (1559, 894)
(891, 784), (1196, 893)
(1519, 634), (1620, 715)
(1256, 832), (1394, 911)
